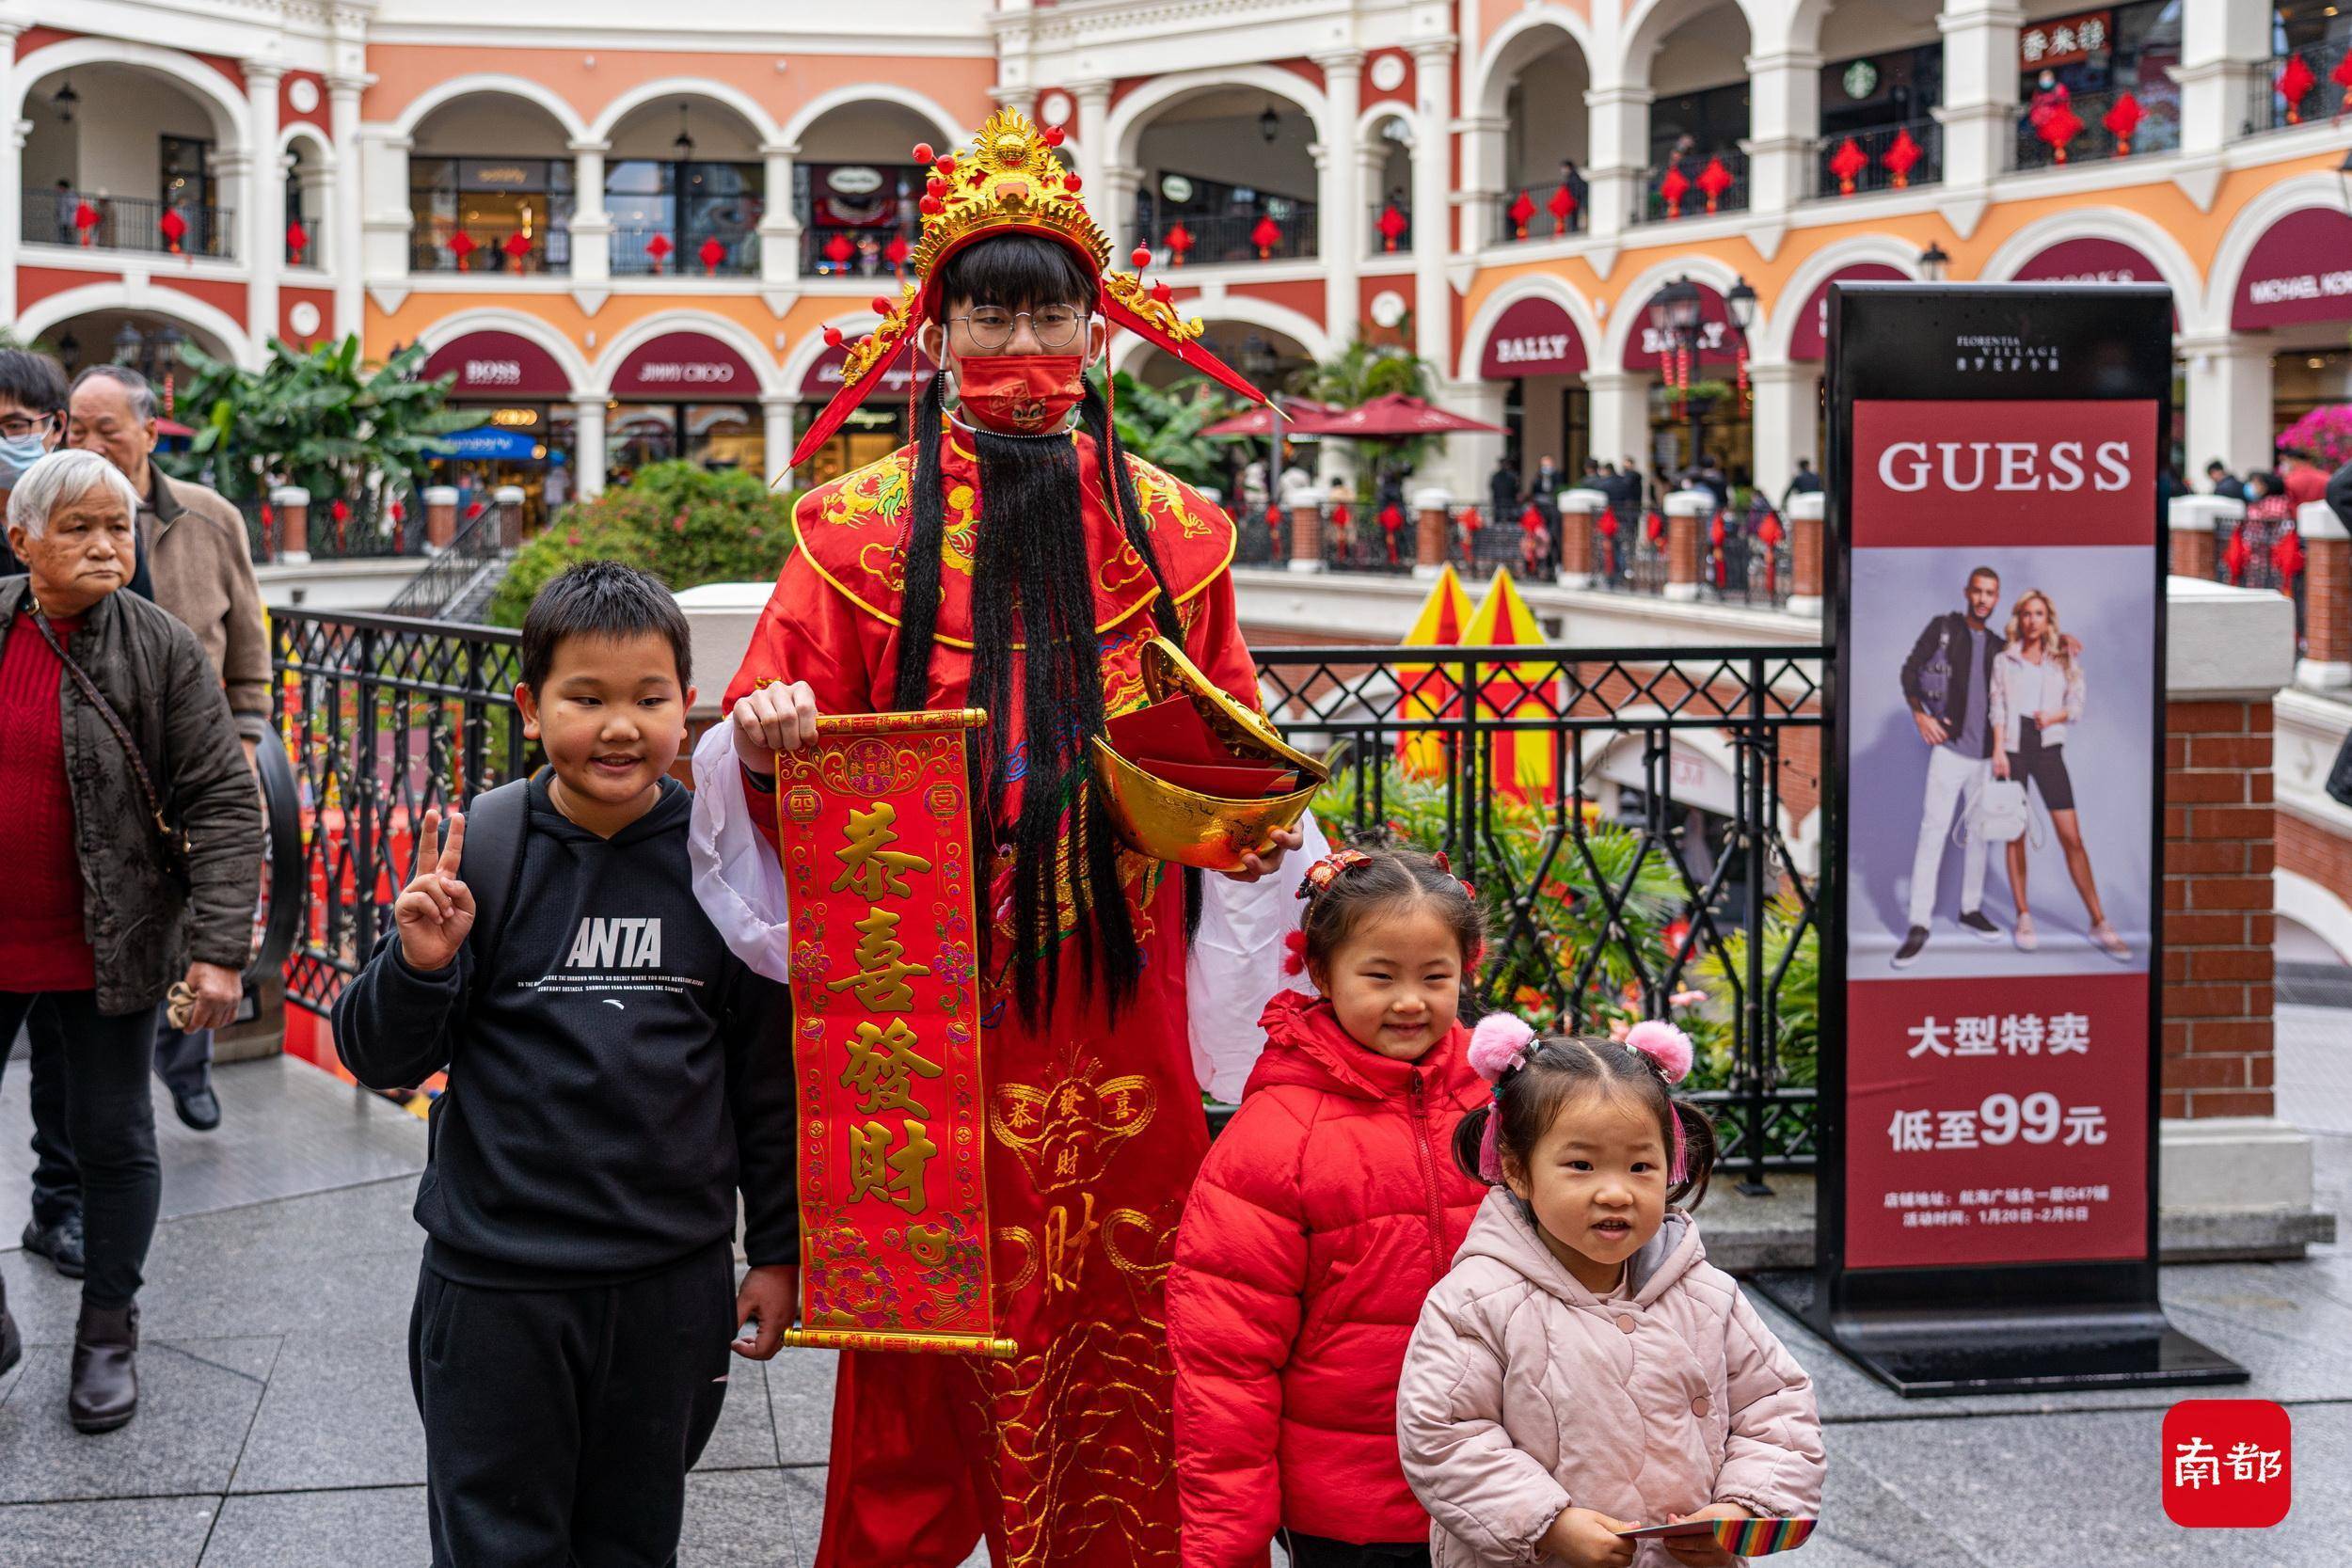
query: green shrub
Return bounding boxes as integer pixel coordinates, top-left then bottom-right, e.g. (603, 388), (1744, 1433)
(491, 462), (798, 626)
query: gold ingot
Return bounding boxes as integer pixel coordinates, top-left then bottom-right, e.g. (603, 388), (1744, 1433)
(1089, 637), (1328, 873)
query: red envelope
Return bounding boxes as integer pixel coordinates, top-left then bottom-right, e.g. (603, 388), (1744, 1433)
(1106, 696), (1234, 767)
(1139, 759), (1299, 798)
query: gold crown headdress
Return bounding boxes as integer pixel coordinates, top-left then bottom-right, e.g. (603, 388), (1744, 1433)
(788, 106), (1267, 468)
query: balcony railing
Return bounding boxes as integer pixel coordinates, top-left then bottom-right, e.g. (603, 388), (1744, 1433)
(609, 218), (759, 277)
(1132, 206), (1319, 265)
(2247, 40), (2352, 135)
(1367, 201), (1412, 256)
(241, 490), (416, 565)
(1451, 501), (1562, 582)
(1494, 182), (1587, 244)
(24, 192), (233, 259)
(2013, 86), (2180, 171)
(1806, 117), (1944, 200)
(1629, 150), (1749, 225)
(409, 217), (569, 276)
(800, 224), (915, 279)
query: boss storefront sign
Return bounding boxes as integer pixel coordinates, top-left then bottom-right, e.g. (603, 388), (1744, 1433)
(1766, 281), (2244, 1398)
(421, 331), (572, 400)
(608, 332), (759, 400)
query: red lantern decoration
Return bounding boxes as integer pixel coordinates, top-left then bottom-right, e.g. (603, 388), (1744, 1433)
(823, 231), (854, 267)
(884, 232), (911, 274)
(448, 230), (477, 271)
(1755, 510), (1783, 547)
(2102, 91), (2143, 155)
(1882, 128), (1922, 189)
(1165, 222), (1193, 265)
(1150, 279), (1175, 305)
(1520, 502), (1544, 535)
(2222, 527), (2251, 583)
(644, 231), (674, 274)
(73, 200), (100, 245)
(2277, 54), (2317, 124)
(502, 230), (532, 269)
(285, 219), (310, 263)
(2334, 48), (2352, 116)
(1381, 504), (1405, 565)
(2274, 528), (2306, 582)
(1696, 156), (1732, 214)
(2036, 104), (2084, 163)
(1250, 214), (1282, 259)
(1547, 182), (1577, 235)
(158, 206), (188, 254)
(1377, 203), (1407, 252)
(1508, 189), (1536, 240)
(698, 235), (726, 275)
(1659, 165), (1691, 219)
(1828, 138), (1868, 197)
(1645, 510), (1666, 545)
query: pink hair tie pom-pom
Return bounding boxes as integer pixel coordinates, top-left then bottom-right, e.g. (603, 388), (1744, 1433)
(1467, 1012), (1537, 1084)
(1624, 1019), (1694, 1085)
(1280, 929), (1309, 976)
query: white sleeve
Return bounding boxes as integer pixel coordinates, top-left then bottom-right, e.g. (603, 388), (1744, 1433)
(687, 721), (794, 983)
(1184, 811), (1331, 1102)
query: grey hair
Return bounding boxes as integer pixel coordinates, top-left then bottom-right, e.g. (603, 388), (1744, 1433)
(7, 448), (142, 539)
(71, 363), (160, 424)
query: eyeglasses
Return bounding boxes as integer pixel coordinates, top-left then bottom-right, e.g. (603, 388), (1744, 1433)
(0, 412), (60, 440)
(952, 308), (1087, 352)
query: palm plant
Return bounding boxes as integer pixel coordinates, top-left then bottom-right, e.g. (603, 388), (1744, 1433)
(1295, 339), (1441, 496)
(162, 335), (480, 510)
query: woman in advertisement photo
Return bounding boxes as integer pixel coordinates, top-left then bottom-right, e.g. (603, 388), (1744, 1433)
(1989, 589), (2129, 962)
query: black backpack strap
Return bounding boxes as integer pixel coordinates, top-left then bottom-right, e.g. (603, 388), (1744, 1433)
(455, 773), (535, 997)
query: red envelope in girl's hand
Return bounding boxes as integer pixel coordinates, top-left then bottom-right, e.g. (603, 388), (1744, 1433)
(1106, 696), (1234, 768)
(1138, 759), (1299, 799)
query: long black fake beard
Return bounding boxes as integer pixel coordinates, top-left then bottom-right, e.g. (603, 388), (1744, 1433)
(892, 376), (1202, 1028)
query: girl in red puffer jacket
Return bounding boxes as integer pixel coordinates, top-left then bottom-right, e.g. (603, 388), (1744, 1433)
(1169, 846), (1490, 1568)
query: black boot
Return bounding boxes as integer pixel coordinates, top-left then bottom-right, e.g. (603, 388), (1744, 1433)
(0, 1274), (21, 1381)
(69, 1302), (138, 1433)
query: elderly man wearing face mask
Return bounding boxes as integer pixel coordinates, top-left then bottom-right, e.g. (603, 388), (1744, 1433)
(0, 450), (262, 1432)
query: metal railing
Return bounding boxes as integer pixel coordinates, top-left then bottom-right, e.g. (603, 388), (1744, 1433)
(265, 612), (1825, 1176)
(2013, 86), (2181, 170)
(384, 499), (518, 619)
(2247, 40), (2352, 134)
(610, 217), (760, 277)
(1132, 207), (1320, 264)
(1494, 182), (1586, 243)
(1630, 150), (1749, 224)
(1806, 117), (1944, 199)
(24, 192), (234, 258)
(240, 491), (414, 564)
(1318, 501), (1416, 575)
(800, 224), (914, 278)
(409, 218), (570, 275)
(1450, 501), (1561, 582)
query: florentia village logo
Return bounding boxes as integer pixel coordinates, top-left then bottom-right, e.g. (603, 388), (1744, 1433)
(1950, 332), (2062, 374)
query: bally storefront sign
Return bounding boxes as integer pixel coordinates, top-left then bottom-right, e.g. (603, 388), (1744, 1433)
(2231, 207), (2352, 331)
(1622, 280), (1743, 371)
(610, 332), (759, 399)
(1477, 296), (1588, 380)
(421, 331), (572, 400)
(1766, 279), (2244, 1398)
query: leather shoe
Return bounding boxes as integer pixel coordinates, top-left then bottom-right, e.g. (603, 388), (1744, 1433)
(23, 1212), (86, 1279)
(70, 1302), (139, 1433)
(173, 1087), (222, 1132)
(1, 1275), (21, 1381)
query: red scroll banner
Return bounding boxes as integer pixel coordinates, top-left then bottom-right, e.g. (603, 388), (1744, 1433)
(772, 708), (1016, 1360)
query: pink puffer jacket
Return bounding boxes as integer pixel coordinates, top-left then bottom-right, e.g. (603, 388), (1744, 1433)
(1396, 1192), (1823, 1566)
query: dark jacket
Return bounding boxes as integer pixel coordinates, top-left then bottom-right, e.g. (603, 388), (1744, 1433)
(332, 771), (798, 1287)
(1899, 610), (2001, 758)
(0, 576), (262, 1016)
(136, 466), (273, 739)
(1487, 467), (1520, 515)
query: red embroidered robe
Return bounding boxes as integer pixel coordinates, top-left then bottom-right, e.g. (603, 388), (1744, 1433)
(724, 428), (1255, 1568)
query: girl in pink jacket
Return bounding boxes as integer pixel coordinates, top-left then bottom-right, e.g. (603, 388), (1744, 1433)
(1395, 1019), (1824, 1567)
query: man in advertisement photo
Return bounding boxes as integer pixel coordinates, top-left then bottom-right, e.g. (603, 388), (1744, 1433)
(1893, 564), (2006, 966)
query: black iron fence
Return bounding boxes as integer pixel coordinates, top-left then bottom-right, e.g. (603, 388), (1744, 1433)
(2247, 40), (2352, 134)
(241, 490), (416, 564)
(267, 613), (1823, 1178)
(610, 217), (759, 277)
(1806, 117), (1944, 199)
(24, 193), (233, 258)
(1131, 207), (1320, 264)
(2013, 86), (2180, 170)
(1630, 150), (1749, 224)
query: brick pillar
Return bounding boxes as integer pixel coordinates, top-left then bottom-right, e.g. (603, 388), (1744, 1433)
(494, 484), (527, 547)
(423, 485), (458, 552)
(1661, 488), (1712, 602)
(1558, 487), (1607, 589)
(2162, 695), (2278, 1121)
(2169, 494), (2241, 580)
(2296, 499), (2350, 689)
(1284, 483), (1324, 574)
(270, 485), (310, 565)
(1785, 490), (1824, 618)
(1412, 486), (1450, 578)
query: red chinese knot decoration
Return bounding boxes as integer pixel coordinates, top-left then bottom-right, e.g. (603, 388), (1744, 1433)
(158, 207), (188, 254)
(1696, 156), (1732, 214)
(1659, 165), (1691, 219)
(285, 220), (309, 263)
(1165, 222), (1193, 265)
(1882, 128), (1922, 189)
(1250, 214), (1282, 259)
(2037, 104), (2084, 162)
(1378, 203), (1407, 252)
(883, 232), (911, 274)
(2277, 55), (2317, 123)
(2334, 49), (2352, 116)
(74, 201), (100, 245)
(823, 231), (854, 267)
(1508, 189), (1536, 240)
(2102, 92), (2143, 155)
(1547, 182), (1577, 235)
(501, 230), (532, 268)
(1828, 138), (1868, 197)
(644, 232), (674, 273)
(698, 235), (726, 275)
(447, 230), (477, 270)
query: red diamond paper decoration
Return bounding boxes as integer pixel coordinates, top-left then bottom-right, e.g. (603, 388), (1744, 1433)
(698, 235), (725, 274)
(884, 232), (911, 272)
(2102, 91), (2143, 154)
(73, 200), (99, 239)
(285, 219), (309, 261)
(2278, 55), (2317, 122)
(644, 232), (674, 274)
(1251, 214), (1281, 258)
(158, 207), (187, 253)
(1508, 189), (1535, 240)
(502, 230), (531, 268)
(2335, 48), (2352, 115)
(2037, 104), (2083, 161)
(1660, 166), (1690, 217)
(1882, 128), (1921, 188)
(823, 231), (854, 266)
(1696, 156), (1732, 214)
(1377, 203), (1407, 252)
(448, 230), (477, 270)
(1547, 182), (1577, 234)
(1165, 222), (1193, 264)
(1828, 137), (1868, 196)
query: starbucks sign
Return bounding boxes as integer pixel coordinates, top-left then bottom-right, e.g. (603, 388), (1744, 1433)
(1842, 59), (1880, 100)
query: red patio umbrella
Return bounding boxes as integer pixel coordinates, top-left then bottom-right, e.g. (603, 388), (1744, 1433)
(1287, 392), (1509, 437)
(1199, 396), (1338, 439)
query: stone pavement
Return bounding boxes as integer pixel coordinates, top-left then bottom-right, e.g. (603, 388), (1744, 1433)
(2, 1012), (2348, 1566)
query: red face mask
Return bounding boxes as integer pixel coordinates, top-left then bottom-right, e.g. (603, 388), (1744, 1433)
(953, 353), (1086, 436)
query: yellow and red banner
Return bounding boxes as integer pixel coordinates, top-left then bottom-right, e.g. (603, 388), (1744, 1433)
(772, 708), (1016, 1360)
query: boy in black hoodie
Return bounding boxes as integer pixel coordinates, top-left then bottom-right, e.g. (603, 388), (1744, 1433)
(334, 562), (796, 1566)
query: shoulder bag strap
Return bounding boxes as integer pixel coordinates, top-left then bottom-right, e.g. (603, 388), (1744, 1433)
(25, 601), (181, 855)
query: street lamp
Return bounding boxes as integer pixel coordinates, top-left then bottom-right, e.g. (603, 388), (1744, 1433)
(1650, 277), (1707, 474)
(56, 332), (79, 371)
(1259, 103), (1281, 145)
(112, 321), (143, 365)
(52, 79), (78, 123)
(1656, 276), (1703, 336)
(1725, 276), (1757, 336)
(1918, 241), (1950, 282)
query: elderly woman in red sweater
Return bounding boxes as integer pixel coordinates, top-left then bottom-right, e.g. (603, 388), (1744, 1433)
(0, 449), (259, 1433)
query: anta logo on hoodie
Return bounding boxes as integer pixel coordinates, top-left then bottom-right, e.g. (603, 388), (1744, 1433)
(564, 917), (663, 970)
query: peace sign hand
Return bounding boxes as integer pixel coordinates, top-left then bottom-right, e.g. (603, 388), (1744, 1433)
(394, 807), (477, 974)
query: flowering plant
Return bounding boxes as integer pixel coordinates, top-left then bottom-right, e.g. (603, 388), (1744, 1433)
(2278, 404), (2352, 467)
